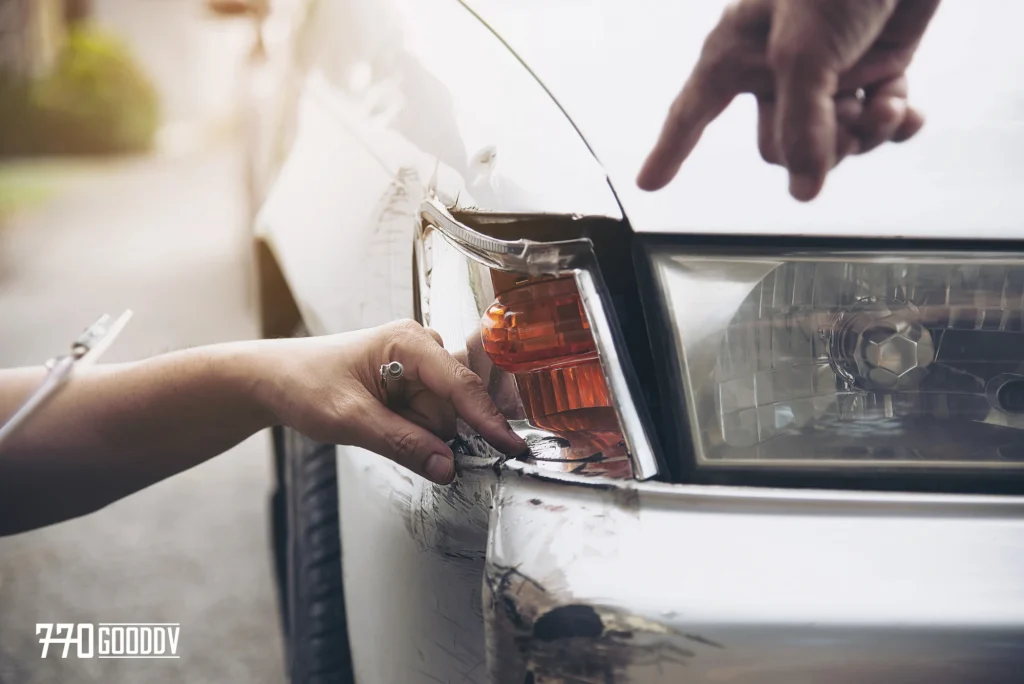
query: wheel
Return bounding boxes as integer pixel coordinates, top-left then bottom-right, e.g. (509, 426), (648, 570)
(271, 425), (356, 683)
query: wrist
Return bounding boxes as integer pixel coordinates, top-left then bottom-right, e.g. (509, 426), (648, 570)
(207, 341), (280, 431)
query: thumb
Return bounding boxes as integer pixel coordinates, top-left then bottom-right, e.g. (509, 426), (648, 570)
(349, 395), (456, 485)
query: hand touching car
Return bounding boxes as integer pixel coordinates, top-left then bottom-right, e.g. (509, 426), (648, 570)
(0, 320), (526, 534)
(638, 0), (942, 201)
(259, 320), (527, 485)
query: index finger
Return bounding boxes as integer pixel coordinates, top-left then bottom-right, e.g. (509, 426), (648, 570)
(391, 328), (527, 457)
(637, 63), (737, 191)
(637, 2), (773, 191)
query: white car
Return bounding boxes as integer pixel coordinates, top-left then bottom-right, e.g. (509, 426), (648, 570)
(218, 0), (1024, 682)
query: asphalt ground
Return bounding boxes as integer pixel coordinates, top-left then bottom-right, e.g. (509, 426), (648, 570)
(0, 2), (286, 681)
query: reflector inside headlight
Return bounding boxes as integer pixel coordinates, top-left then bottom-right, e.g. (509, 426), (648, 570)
(651, 251), (1024, 469)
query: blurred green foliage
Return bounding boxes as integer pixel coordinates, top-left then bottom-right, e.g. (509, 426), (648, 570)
(0, 166), (57, 218)
(0, 25), (159, 156)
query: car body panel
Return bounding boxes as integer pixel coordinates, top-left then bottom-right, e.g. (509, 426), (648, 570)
(336, 448), (497, 684)
(251, 1), (621, 681)
(485, 466), (1024, 682)
(248, 1), (1024, 682)
(464, 0), (1024, 239)
(254, 0), (620, 337)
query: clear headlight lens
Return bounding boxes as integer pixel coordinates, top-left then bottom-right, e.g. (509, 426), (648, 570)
(651, 251), (1024, 469)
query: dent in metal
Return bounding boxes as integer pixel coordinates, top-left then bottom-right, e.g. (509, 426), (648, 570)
(484, 564), (721, 683)
(482, 464), (1024, 683)
(379, 421), (1024, 684)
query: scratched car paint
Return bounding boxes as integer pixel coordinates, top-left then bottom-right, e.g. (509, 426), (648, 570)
(242, 0), (1024, 682)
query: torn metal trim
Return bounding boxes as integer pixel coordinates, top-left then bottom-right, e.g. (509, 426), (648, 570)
(421, 195), (593, 275)
(421, 196), (663, 481)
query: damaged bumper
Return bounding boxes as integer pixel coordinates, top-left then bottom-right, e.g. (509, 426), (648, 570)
(413, 198), (1024, 682)
(483, 463), (1024, 683)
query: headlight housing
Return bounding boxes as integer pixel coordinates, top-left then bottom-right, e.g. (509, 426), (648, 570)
(648, 248), (1024, 471)
(417, 199), (661, 480)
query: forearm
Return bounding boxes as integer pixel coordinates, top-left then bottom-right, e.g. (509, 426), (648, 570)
(0, 343), (274, 535)
(0, 321), (527, 535)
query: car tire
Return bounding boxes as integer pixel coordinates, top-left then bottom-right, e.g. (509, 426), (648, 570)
(273, 425), (356, 684)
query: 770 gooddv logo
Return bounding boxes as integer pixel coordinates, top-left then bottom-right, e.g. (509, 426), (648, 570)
(36, 623), (181, 659)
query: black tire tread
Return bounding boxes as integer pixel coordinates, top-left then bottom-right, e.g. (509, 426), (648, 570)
(283, 428), (355, 683)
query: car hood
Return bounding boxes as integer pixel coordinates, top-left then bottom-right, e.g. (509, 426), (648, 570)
(464, 0), (1024, 240)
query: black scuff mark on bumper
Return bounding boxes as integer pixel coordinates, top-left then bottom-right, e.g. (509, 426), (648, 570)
(485, 564), (721, 683)
(503, 465), (641, 514)
(389, 433), (503, 565)
(682, 633), (724, 650)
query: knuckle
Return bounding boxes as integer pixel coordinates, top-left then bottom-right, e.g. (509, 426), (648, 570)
(387, 427), (422, 461)
(426, 328), (444, 347)
(391, 318), (422, 337)
(767, 36), (830, 79)
(766, 41), (804, 72)
(719, 0), (771, 35)
(454, 364), (486, 392)
(383, 318), (425, 357)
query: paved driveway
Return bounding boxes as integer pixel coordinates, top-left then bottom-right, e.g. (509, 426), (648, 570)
(0, 140), (285, 684)
(0, 1), (285, 678)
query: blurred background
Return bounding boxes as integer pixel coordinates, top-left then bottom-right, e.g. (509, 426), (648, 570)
(0, 1), (285, 682)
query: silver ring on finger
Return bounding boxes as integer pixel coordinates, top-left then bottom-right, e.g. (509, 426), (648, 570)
(380, 361), (404, 404)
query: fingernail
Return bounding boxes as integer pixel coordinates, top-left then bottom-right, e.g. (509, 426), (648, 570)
(636, 167), (654, 190)
(789, 174), (820, 202)
(425, 453), (454, 484)
(507, 424), (528, 449)
(636, 159), (663, 191)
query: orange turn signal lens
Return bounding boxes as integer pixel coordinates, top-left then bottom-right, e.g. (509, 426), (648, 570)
(481, 277), (615, 432)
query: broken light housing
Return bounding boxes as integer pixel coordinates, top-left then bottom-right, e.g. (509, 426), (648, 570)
(481, 276), (615, 432)
(648, 250), (1024, 470)
(479, 274), (632, 477)
(418, 199), (660, 480)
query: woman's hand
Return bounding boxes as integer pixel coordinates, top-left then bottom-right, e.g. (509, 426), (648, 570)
(0, 319), (523, 534)
(253, 320), (527, 485)
(638, 0), (942, 201)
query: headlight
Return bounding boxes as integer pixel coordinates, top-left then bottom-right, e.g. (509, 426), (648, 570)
(648, 249), (1024, 470)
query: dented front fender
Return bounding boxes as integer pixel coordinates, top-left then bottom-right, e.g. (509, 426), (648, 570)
(482, 469), (717, 683)
(482, 464), (1024, 684)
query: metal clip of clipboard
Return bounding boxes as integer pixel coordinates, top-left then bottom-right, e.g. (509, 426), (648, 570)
(0, 310), (134, 451)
